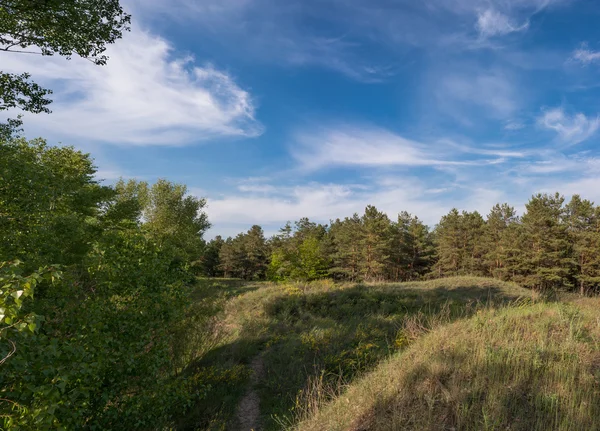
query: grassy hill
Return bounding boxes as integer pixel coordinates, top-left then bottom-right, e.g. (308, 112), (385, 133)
(179, 277), (535, 430)
(295, 298), (600, 431)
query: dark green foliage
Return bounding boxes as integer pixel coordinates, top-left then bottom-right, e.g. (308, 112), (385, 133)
(219, 225), (270, 280)
(433, 209), (486, 277)
(199, 236), (225, 277)
(0, 72), (52, 113)
(330, 214), (363, 281)
(0, 138), (210, 429)
(564, 195), (600, 295)
(0, 138), (113, 270)
(0, 0), (130, 62)
(0, 0), (130, 132)
(482, 204), (519, 279)
(359, 205), (392, 281)
(517, 193), (575, 291)
(390, 212), (434, 281)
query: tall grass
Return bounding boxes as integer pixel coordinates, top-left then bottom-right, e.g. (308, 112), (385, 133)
(296, 298), (600, 431)
(177, 276), (533, 430)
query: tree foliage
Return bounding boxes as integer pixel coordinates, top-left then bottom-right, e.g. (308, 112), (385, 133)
(0, 0), (131, 131)
(0, 138), (209, 429)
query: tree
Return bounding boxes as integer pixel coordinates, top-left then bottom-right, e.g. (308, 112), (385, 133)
(433, 209), (463, 276)
(518, 193), (575, 291)
(142, 179), (210, 262)
(392, 212), (434, 281)
(1, 0), (131, 130)
(268, 219), (330, 281)
(101, 178), (149, 226)
(199, 236), (225, 277)
(360, 206), (392, 281)
(0, 137), (112, 269)
(293, 236), (329, 280)
(434, 209), (485, 277)
(0, 138), (205, 428)
(482, 204), (518, 279)
(565, 195), (600, 295)
(242, 225), (270, 280)
(219, 226), (269, 280)
(267, 222), (294, 281)
(330, 214), (363, 281)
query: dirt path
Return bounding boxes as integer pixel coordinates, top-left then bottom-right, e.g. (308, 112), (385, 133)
(234, 354), (265, 431)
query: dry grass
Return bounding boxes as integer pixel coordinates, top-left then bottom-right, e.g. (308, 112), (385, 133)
(295, 298), (600, 431)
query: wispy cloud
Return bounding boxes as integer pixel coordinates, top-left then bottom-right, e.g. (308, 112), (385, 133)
(538, 108), (600, 145)
(206, 177), (504, 230)
(126, 0), (563, 83)
(291, 124), (524, 171)
(571, 44), (600, 65)
(476, 9), (529, 38)
(2, 26), (262, 145)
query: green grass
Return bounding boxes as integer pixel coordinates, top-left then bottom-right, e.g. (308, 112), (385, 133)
(295, 297), (600, 431)
(176, 277), (533, 430)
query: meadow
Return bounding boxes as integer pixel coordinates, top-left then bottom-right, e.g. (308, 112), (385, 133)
(173, 276), (596, 431)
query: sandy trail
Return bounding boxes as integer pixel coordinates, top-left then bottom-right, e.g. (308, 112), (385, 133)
(234, 354), (265, 431)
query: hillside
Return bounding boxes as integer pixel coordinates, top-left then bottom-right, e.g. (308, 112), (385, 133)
(181, 277), (534, 430)
(295, 298), (600, 431)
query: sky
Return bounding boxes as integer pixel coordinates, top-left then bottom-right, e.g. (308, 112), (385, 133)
(4, 0), (600, 238)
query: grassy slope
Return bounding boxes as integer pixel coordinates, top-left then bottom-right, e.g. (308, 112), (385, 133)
(296, 297), (600, 431)
(178, 277), (533, 430)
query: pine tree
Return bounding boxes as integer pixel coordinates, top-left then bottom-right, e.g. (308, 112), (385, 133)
(391, 212), (434, 281)
(200, 236), (224, 277)
(461, 211), (486, 275)
(565, 195), (600, 295)
(519, 193), (575, 291)
(219, 237), (240, 278)
(360, 206), (392, 281)
(330, 214), (363, 281)
(483, 203), (518, 279)
(267, 222), (294, 281)
(434, 209), (485, 276)
(218, 226), (269, 280)
(434, 209), (463, 276)
(407, 215), (435, 280)
(241, 225), (270, 280)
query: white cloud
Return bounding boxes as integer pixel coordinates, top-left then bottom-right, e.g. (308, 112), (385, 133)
(476, 9), (529, 38)
(290, 125), (524, 171)
(571, 45), (600, 65)
(203, 175), (513, 240)
(550, 177), (600, 202)
(2, 26), (262, 145)
(538, 108), (600, 145)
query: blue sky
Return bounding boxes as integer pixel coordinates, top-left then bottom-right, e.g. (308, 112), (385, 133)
(6, 0), (600, 237)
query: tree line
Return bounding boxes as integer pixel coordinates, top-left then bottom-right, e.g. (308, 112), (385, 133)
(200, 194), (600, 294)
